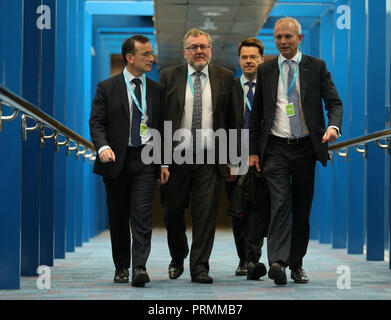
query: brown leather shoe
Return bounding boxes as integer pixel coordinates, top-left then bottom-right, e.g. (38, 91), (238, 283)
(131, 268), (150, 287)
(268, 262), (287, 285)
(114, 268), (129, 283)
(168, 262), (184, 279)
(247, 261), (267, 280)
(291, 267), (309, 283)
(235, 261), (248, 276)
(191, 272), (213, 284)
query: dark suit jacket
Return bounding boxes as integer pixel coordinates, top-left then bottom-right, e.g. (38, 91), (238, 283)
(249, 54), (343, 167)
(89, 72), (164, 178)
(159, 63), (234, 176)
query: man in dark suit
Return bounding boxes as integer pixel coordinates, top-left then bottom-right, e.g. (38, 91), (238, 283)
(226, 38), (267, 279)
(249, 18), (343, 285)
(159, 28), (234, 284)
(89, 35), (169, 287)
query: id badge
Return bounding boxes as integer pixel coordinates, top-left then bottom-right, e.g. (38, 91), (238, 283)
(140, 123), (147, 138)
(286, 103), (295, 117)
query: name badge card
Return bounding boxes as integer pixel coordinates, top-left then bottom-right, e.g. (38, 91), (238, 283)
(286, 103), (295, 117)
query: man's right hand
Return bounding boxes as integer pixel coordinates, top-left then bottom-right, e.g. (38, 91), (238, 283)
(99, 148), (116, 163)
(249, 155), (260, 172)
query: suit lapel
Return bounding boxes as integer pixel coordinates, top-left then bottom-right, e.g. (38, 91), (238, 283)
(299, 54), (310, 107)
(209, 65), (220, 114)
(145, 78), (153, 124)
(271, 58), (280, 111)
(234, 80), (244, 126)
(176, 65), (187, 116)
(117, 74), (130, 121)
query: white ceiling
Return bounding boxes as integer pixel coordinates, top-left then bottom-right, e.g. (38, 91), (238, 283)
(154, 0), (277, 70)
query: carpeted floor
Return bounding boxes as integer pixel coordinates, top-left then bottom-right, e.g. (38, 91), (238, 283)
(0, 229), (390, 300)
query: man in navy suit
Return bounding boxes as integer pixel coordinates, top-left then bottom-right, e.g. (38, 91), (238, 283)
(89, 35), (169, 287)
(249, 18), (343, 285)
(226, 38), (268, 280)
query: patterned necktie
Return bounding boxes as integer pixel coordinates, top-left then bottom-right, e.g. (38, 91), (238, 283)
(192, 71), (202, 148)
(130, 78), (142, 146)
(243, 81), (254, 129)
(286, 60), (303, 137)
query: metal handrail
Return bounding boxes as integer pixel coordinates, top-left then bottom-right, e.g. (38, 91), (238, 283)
(329, 128), (391, 158)
(0, 85), (96, 161)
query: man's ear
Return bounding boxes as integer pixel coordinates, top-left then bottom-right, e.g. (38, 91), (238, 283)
(126, 53), (134, 65)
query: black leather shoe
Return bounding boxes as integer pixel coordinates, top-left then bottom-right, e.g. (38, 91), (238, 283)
(168, 261), (184, 280)
(247, 261), (267, 280)
(114, 268), (129, 283)
(235, 261), (248, 276)
(291, 267), (309, 283)
(268, 262), (287, 285)
(131, 268), (150, 287)
(191, 272), (213, 284)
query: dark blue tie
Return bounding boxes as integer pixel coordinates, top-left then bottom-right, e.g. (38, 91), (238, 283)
(243, 81), (254, 129)
(130, 78), (142, 146)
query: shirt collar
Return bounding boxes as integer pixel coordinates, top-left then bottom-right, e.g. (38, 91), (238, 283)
(123, 67), (143, 84)
(242, 74), (257, 85)
(279, 50), (301, 64)
(188, 64), (209, 77)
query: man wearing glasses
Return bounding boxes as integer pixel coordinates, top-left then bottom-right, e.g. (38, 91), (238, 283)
(159, 28), (234, 284)
(226, 38), (268, 280)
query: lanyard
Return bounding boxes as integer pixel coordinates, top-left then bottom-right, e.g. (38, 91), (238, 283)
(240, 75), (254, 111)
(187, 70), (209, 96)
(278, 51), (302, 98)
(123, 71), (147, 120)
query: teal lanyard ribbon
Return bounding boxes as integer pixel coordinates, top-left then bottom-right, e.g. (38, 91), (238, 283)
(278, 51), (302, 98)
(240, 75), (253, 111)
(123, 71), (147, 121)
(187, 70), (209, 96)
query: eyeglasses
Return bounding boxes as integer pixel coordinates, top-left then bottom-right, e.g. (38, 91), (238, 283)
(239, 55), (262, 61)
(185, 45), (211, 51)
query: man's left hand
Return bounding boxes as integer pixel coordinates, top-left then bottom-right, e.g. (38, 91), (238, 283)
(158, 167), (170, 184)
(322, 127), (339, 144)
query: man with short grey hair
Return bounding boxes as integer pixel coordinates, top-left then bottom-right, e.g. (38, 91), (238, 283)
(249, 17), (343, 285)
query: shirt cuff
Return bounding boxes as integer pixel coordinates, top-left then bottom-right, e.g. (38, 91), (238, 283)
(328, 126), (341, 137)
(98, 145), (111, 155)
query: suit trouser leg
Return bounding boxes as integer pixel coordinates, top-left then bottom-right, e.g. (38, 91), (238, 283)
(128, 153), (158, 270)
(104, 149), (157, 271)
(244, 206), (265, 263)
(189, 164), (222, 277)
(225, 181), (246, 263)
(104, 162), (132, 270)
(289, 152), (316, 269)
(263, 163), (292, 267)
(262, 138), (316, 268)
(160, 163), (191, 263)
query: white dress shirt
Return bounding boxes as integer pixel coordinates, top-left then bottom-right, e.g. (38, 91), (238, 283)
(271, 51), (310, 138)
(179, 64), (214, 150)
(98, 68), (151, 155)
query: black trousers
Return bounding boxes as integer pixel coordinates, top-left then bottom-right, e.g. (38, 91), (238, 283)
(103, 147), (158, 271)
(226, 181), (264, 264)
(160, 161), (222, 277)
(262, 136), (316, 269)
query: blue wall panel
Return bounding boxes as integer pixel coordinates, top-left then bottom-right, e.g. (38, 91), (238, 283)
(21, 0), (43, 276)
(331, 0), (350, 249)
(318, 9), (334, 244)
(366, 0), (386, 261)
(346, 0), (367, 254)
(39, 0), (56, 267)
(0, 0), (23, 289)
(54, 0), (68, 259)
